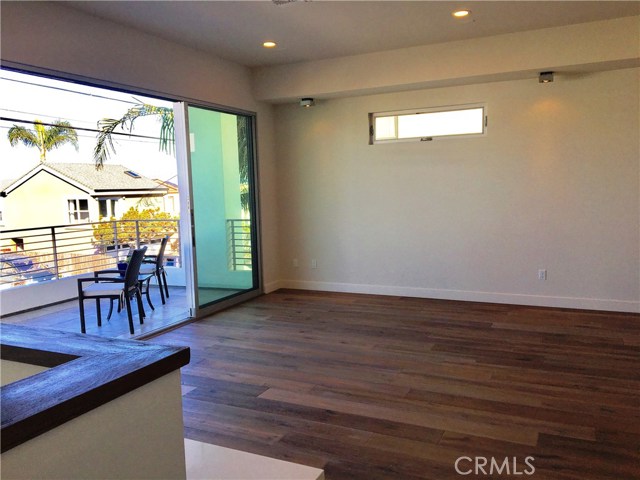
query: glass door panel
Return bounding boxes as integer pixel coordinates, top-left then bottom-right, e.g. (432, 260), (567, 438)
(179, 104), (259, 312)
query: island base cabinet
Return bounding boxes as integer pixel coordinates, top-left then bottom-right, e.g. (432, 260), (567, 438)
(2, 370), (186, 480)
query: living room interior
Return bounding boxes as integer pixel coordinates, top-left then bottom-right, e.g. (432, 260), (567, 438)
(1, 1), (639, 479)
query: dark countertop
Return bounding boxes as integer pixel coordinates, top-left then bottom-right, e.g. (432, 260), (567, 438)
(0, 324), (190, 453)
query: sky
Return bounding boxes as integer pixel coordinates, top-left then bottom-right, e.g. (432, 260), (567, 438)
(0, 69), (177, 184)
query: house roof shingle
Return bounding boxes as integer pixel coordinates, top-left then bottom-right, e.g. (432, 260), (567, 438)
(46, 163), (162, 191)
(1, 163), (167, 196)
(0, 179), (14, 192)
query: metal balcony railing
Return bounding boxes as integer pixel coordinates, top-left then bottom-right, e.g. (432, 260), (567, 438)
(226, 219), (252, 271)
(0, 220), (181, 289)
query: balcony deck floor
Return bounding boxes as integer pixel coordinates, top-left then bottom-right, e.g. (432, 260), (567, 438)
(1, 285), (252, 339)
(1, 286), (191, 339)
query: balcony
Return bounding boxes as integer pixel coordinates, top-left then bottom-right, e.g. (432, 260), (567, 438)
(0, 218), (252, 338)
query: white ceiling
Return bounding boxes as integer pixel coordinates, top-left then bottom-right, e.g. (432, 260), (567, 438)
(65, 1), (640, 68)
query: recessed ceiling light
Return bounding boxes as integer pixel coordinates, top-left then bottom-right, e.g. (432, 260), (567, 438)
(263, 41), (277, 48)
(452, 9), (471, 18)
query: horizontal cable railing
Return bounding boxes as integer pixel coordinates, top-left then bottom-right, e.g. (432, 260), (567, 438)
(0, 220), (181, 289)
(226, 219), (252, 271)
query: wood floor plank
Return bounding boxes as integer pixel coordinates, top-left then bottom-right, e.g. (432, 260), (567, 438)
(150, 289), (640, 480)
(258, 387), (540, 446)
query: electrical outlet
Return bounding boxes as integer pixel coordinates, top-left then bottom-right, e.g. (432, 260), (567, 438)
(311, 259), (318, 269)
(292, 258), (299, 268)
(538, 269), (547, 281)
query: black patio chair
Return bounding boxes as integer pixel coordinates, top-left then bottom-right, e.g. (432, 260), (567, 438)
(139, 235), (170, 306)
(94, 236), (170, 314)
(77, 247), (147, 335)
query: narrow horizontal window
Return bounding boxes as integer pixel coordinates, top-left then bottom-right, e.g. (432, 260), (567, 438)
(370, 105), (485, 144)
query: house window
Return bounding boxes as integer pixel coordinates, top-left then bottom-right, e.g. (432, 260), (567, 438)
(68, 199), (90, 223)
(370, 104), (486, 144)
(98, 199), (117, 219)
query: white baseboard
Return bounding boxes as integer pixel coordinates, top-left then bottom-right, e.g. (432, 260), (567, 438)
(263, 280), (284, 294)
(277, 280), (640, 313)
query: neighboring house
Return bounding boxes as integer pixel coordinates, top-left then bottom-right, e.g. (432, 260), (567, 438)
(153, 178), (180, 218)
(0, 163), (168, 231)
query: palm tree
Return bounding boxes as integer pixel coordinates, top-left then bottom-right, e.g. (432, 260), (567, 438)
(7, 119), (79, 163)
(93, 102), (175, 168)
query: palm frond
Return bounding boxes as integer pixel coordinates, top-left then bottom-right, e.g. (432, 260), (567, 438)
(157, 108), (175, 154)
(94, 117), (126, 169)
(93, 103), (174, 168)
(43, 120), (79, 152)
(7, 125), (38, 148)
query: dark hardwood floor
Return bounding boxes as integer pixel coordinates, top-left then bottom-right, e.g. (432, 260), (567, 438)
(151, 289), (640, 479)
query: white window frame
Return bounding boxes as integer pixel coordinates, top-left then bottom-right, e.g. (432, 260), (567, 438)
(369, 103), (487, 145)
(98, 198), (118, 219)
(68, 198), (90, 223)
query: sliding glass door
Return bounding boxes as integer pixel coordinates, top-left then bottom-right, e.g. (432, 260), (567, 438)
(175, 103), (260, 316)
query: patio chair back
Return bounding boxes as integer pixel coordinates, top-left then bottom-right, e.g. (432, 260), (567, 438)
(139, 236), (171, 305)
(153, 236), (169, 269)
(124, 247), (147, 290)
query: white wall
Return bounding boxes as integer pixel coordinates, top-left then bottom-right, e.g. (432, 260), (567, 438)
(2, 370), (186, 479)
(274, 68), (640, 312)
(255, 105), (280, 292)
(0, 1), (280, 290)
(1, 2), (253, 111)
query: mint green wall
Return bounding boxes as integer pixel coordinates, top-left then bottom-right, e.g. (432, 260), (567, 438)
(188, 107), (252, 293)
